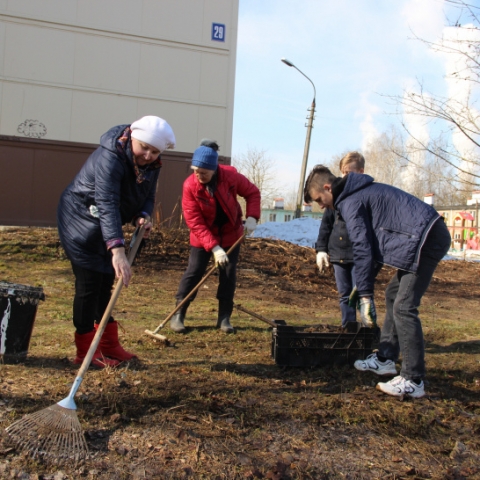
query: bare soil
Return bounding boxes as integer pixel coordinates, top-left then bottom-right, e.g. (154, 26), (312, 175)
(0, 226), (479, 479)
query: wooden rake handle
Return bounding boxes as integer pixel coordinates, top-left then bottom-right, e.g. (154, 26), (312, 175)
(149, 234), (245, 334)
(76, 226), (146, 380)
(234, 303), (278, 327)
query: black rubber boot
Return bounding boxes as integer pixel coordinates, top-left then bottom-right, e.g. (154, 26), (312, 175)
(170, 301), (188, 333)
(217, 299), (234, 334)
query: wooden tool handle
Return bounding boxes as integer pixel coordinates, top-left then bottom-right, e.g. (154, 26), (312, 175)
(75, 226), (146, 380)
(234, 303), (278, 327)
(152, 234), (245, 333)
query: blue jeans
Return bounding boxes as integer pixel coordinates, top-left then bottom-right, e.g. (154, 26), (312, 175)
(378, 219), (451, 380)
(333, 263), (356, 327)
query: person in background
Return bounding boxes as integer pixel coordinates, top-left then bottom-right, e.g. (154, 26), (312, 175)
(315, 152), (365, 328)
(58, 116), (175, 368)
(170, 139), (261, 334)
(304, 163), (450, 398)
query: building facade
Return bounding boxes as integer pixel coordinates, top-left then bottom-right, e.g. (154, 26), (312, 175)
(433, 192), (480, 251)
(260, 198), (323, 224)
(0, 0), (239, 226)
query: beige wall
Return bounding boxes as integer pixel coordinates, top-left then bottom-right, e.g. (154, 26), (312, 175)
(0, 0), (238, 155)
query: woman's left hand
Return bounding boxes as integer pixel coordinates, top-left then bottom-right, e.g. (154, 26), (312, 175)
(136, 217), (153, 238)
(112, 247), (132, 286)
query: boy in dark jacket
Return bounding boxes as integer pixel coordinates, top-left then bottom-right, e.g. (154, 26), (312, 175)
(304, 164), (451, 398)
(315, 152), (364, 327)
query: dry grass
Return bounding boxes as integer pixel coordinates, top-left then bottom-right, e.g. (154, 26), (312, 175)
(0, 226), (479, 479)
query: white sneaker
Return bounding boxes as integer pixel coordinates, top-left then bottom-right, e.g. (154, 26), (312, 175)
(376, 375), (425, 398)
(354, 353), (397, 376)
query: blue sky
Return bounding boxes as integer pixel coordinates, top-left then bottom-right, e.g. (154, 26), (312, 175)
(231, 0), (469, 195)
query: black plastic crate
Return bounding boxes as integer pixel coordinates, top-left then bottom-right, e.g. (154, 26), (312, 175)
(271, 322), (379, 367)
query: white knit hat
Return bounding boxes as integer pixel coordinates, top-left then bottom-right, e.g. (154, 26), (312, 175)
(130, 116), (176, 152)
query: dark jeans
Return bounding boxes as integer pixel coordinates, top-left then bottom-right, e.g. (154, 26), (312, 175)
(333, 263), (356, 327)
(176, 245), (241, 307)
(71, 263), (115, 334)
(378, 219), (451, 380)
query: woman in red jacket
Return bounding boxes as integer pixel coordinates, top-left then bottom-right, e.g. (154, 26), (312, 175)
(171, 140), (261, 333)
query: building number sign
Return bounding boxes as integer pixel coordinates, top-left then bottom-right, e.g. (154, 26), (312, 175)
(212, 23), (225, 42)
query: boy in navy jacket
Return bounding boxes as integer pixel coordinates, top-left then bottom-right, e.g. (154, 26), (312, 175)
(304, 164), (451, 398)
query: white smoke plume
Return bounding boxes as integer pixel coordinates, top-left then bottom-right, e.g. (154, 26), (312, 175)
(442, 24), (480, 185)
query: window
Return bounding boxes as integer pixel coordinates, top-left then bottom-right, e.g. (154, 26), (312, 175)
(284, 215), (291, 222)
(269, 213), (277, 222)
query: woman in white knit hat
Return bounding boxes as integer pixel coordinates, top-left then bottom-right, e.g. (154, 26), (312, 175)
(57, 116), (175, 368)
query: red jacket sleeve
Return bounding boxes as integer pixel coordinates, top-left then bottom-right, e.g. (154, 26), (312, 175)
(235, 171), (261, 219)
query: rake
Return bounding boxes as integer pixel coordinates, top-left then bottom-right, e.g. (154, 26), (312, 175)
(5, 225), (146, 462)
(144, 235), (245, 341)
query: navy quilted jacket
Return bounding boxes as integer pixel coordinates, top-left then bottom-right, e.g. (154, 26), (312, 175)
(334, 173), (440, 296)
(315, 208), (354, 263)
(57, 124), (159, 273)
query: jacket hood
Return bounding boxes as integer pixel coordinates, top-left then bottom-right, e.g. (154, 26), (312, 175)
(99, 124), (130, 154)
(335, 173), (374, 206)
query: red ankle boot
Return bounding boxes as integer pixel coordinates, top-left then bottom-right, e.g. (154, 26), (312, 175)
(73, 331), (119, 368)
(96, 321), (137, 362)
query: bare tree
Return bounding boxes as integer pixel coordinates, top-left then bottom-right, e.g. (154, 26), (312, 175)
(361, 126), (466, 202)
(232, 147), (279, 208)
(385, 0), (480, 194)
(282, 185), (298, 210)
(363, 126), (407, 189)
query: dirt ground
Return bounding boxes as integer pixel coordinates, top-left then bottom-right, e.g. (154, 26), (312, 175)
(0, 226), (479, 479)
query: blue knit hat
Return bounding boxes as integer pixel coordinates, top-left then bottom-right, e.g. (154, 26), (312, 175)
(191, 139), (219, 170)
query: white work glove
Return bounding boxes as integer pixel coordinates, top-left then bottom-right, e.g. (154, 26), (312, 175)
(359, 297), (377, 328)
(316, 252), (330, 273)
(212, 245), (229, 268)
(244, 216), (257, 235)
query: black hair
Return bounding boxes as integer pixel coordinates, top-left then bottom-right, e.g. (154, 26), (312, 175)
(304, 165), (338, 203)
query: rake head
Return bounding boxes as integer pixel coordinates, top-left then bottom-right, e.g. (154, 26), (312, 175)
(144, 329), (170, 344)
(5, 403), (88, 462)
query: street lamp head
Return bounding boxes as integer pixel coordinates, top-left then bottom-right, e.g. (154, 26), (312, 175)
(280, 57), (316, 219)
(281, 58), (294, 67)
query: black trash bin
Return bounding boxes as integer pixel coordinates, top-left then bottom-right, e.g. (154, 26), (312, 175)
(0, 281), (45, 363)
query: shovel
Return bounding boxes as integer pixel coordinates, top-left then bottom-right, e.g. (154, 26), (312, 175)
(145, 235), (245, 341)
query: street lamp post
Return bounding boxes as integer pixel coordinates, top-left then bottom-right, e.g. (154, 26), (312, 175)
(281, 58), (316, 219)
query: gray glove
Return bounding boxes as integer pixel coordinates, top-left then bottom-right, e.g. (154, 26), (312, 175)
(359, 297), (377, 328)
(244, 216), (257, 235)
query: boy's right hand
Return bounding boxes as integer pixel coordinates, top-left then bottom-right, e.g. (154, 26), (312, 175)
(316, 252), (330, 273)
(359, 297), (377, 328)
